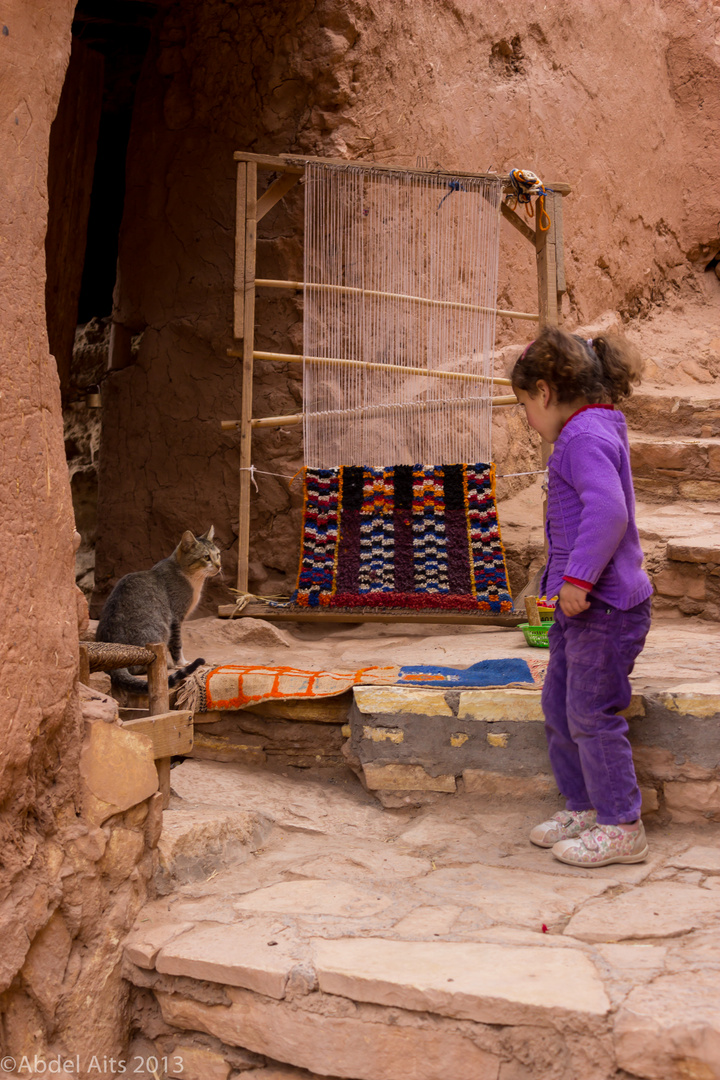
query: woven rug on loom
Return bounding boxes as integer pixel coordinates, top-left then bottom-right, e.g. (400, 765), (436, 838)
(293, 464), (513, 611)
(176, 658), (546, 712)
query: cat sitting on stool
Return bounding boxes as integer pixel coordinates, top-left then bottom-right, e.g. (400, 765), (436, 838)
(97, 527), (221, 695)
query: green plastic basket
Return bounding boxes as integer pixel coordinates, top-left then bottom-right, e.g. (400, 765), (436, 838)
(519, 622), (551, 648)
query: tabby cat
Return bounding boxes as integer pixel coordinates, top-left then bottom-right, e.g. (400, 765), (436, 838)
(96, 527), (221, 693)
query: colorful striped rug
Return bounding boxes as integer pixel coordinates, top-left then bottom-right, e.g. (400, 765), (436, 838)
(293, 464), (513, 612)
(176, 657), (546, 713)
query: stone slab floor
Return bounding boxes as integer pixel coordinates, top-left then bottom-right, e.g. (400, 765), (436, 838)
(124, 754), (720, 1080)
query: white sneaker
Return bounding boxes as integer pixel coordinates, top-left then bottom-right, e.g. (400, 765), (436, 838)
(553, 821), (648, 867)
(529, 809), (597, 848)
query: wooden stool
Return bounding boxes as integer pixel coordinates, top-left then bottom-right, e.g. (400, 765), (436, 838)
(79, 641), (192, 807)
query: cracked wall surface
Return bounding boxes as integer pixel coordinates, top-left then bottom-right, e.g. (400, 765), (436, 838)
(92, 0), (720, 603)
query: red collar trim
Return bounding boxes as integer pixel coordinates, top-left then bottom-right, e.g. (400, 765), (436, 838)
(563, 403), (614, 429)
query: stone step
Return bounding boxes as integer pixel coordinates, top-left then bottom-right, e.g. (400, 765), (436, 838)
(155, 802), (273, 893)
(668, 537), (720, 564)
(650, 544), (720, 620)
(498, 479), (720, 618)
(637, 502), (720, 619)
(122, 754), (720, 1080)
(347, 679), (720, 820)
(629, 433), (720, 500)
(622, 386), (720, 438)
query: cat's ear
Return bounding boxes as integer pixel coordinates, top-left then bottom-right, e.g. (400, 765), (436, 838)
(180, 530), (195, 552)
(198, 525), (215, 542)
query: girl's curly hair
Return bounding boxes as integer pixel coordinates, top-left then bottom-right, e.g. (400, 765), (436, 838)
(511, 325), (644, 404)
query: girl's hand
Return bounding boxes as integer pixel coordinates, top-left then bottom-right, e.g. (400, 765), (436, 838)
(559, 582), (591, 617)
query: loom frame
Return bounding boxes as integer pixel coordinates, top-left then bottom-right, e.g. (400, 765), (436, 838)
(220, 150), (570, 624)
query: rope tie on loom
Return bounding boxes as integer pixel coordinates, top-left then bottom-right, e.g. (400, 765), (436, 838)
(506, 169), (552, 232)
(240, 463), (546, 481)
(239, 465), (303, 491)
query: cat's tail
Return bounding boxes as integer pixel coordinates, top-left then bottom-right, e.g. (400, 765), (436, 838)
(110, 657), (206, 695)
(168, 657), (206, 688)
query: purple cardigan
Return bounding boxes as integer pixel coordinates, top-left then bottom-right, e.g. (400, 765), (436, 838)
(541, 407), (653, 610)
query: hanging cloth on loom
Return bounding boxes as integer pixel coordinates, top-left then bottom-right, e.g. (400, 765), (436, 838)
(293, 463), (513, 613)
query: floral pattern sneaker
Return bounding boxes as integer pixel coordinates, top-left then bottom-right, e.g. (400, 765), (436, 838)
(552, 821), (648, 867)
(529, 810), (597, 849)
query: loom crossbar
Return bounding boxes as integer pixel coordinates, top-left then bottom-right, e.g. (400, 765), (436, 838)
(253, 279), (539, 323)
(233, 150), (573, 196)
(227, 349), (513, 387)
(222, 393), (518, 432)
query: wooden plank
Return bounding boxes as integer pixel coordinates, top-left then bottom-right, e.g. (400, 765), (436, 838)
(283, 153), (573, 193)
(256, 173), (301, 221)
(500, 201), (536, 245)
(233, 150), (571, 193)
(218, 603), (524, 627)
(146, 642), (171, 807)
(234, 151), (304, 174)
(233, 162), (247, 339)
(553, 192), (567, 295)
(79, 643), (90, 687)
(237, 162), (257, 595)
(123, 710), (193, 758)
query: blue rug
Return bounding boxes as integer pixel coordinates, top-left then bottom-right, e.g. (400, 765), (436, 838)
(396, 658), (544, 687)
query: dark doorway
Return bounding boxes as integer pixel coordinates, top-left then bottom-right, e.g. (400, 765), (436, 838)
(46, 0), (157, 399)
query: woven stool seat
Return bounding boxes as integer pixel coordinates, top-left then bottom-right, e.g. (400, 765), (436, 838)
(85, 641), (156, 672)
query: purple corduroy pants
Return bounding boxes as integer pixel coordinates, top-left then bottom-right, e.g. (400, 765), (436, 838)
(541, 596), (652, 825)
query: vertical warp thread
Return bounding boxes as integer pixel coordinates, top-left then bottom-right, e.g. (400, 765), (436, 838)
(303, 164), (503, 468)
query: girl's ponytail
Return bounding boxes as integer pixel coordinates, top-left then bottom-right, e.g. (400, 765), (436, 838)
(512, 326), (643, 404)
(589, 336), (644, 403)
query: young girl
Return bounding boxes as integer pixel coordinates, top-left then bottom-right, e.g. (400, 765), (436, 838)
(511, 326), (652, 868)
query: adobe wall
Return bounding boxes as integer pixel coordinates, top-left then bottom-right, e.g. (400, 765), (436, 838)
(0, 3), (157, 1071)
(93, 0), (720, 605)
(0, 0), (80, 1001)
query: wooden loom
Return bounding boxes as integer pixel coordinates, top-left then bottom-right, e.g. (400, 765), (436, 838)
(220, 151), (570, 625)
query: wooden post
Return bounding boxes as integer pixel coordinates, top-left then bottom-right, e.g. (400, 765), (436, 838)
(535, 193), (560, 568)
(237, 162), (258, 594)
(233, 162), (247, 340)
(524, 596), (542, 626)
(553, 192), (566, 306)
(146, 642), (171, 808)
(535, 196), (558, 327)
